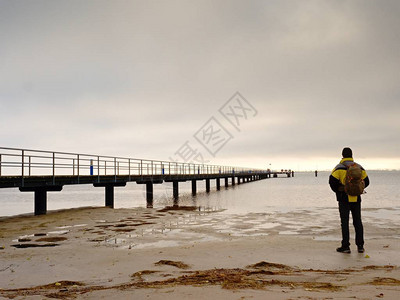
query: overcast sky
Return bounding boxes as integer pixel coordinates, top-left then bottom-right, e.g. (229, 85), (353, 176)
(1, 0), (399, 171)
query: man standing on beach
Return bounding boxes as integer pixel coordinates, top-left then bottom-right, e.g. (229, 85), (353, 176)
(329, 147), (370, 254)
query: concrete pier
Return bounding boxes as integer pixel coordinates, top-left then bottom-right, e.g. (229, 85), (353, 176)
(146, 182), (153, 208)
(0, 146), (294, 215)
(19, 186), (63, 215)
(191, 180), (197, 196)
(173, 181), (179, 199)
(93, 182), (127, 208)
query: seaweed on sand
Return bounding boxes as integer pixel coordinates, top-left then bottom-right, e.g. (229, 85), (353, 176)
(0, 267), (345, 298)
(154, 260), (191, 269)
(370, 277), (400, 286)
(132, 268), (342, 291)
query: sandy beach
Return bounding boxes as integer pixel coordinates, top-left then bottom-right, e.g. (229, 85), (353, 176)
(1, 206), (400, 299)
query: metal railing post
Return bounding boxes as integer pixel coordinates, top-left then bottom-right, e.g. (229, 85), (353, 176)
(29, 156), (31, 176)
(77, 154), (80, 183)
(128, 158), (131, 180)
(114, 157), (117, 182)
(21, 150), (24, 187)
(140, 160), (143, 176)
(52, 152), (55, 185)
(0, 154), (2, 176)
(76, 154), (80, 183)
(105, 160), (107, 176)
(97, 156), (100, 183)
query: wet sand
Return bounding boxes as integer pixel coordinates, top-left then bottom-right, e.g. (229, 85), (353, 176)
(1, 206), (400, 299)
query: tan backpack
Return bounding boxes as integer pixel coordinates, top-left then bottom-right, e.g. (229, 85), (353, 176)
(344, 163), (365, 196)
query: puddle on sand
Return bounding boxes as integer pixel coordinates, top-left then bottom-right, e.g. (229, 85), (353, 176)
(12, 234), (34, 242)
(47, 230), (69, 235)
(278, 230), (300, 235)
(105, 238), (127, 245)
(313, 235), (341, 241)
(34, 233), (47, 237)
(56, 224), (87, 229)
(126, 240), (180, 249)
(11, 243), (60, 248)
(36, 236), (68, 242)
(13, 229), (69, 243)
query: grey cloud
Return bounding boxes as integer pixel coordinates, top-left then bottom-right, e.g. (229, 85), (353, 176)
(1, 0), (400, 169)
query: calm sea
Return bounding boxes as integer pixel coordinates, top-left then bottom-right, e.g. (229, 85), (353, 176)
(0, 171), (399, 218)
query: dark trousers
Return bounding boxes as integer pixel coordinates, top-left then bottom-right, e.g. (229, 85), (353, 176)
(338, 200), (364, 248)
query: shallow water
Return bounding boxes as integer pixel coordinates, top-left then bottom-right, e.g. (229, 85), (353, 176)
(4, 171), (399, 250)
(1, 171), (399, 218)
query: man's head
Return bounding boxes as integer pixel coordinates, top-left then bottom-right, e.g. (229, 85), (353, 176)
(342, 147), (353, 158)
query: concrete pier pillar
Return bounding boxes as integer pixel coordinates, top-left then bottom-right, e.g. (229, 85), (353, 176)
(206, 178), (210, 193)
(34, 189), (47, 215)
(191, 180), (197, 196)
(238, 177), (241, 185)
(173, 182), (179, 206)
(216, 178), (220, 190)
(146, 182), (153, 208)
(225, 177), (228, 187)
(135, 180), (162, 208)
(232, 176), (235, 185)
(19, 186), (63, 215)
(173, 181), (179, 199)
(94, 182), (127, 209)
(105, 185), (114, 208)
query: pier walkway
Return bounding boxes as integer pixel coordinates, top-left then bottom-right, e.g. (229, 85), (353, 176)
(0, 147), (292, 215)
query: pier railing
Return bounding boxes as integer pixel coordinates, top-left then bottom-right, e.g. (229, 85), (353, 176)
(0, 147), (265, 180)
(0, 147), (290, 215)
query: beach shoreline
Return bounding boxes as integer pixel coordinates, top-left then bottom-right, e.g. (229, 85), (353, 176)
(1, 206), (399, 299)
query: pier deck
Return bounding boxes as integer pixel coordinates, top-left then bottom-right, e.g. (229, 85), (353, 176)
(0, 147), (292, 215)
